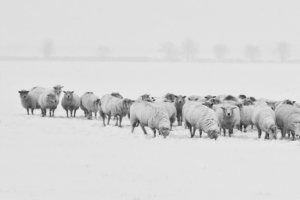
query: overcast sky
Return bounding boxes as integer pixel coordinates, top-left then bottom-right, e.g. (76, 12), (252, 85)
(0, 0), (299, 57)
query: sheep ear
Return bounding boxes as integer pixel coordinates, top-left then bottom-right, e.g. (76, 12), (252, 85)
(71, 91), (74, 94)
(132, 100), (135, 103)
(63, 91), (66, 94)
(231, 107), (237, 110)
(61, 86), (64, 88)
(174, 95), (178, 98)
(293, 101), (296, 104)
(220, 107), (226, 110)
(212, 96), (216, 98)
(195, 98), (198, 101)
(183, 96), (186, 98)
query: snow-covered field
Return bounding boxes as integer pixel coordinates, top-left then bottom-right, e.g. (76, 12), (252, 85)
(1, 61), (300, 200)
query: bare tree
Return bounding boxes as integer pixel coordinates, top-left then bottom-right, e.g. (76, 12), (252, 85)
(244, 45), (261, 62)
(182, 38), (198, 62)
(275, 42), (291, 62)
(159, 42), (179, 62)
(213, 44), (229, 62)
(42, 40), (54, 58)
(97, 45), (111, 59)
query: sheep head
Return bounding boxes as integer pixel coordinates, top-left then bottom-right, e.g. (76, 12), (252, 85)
(19, 90), (29, 100)
(220, 106), (237, 117)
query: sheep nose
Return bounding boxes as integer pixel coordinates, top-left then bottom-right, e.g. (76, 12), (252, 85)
(179, 100), (182, 103)
(227, 113), (230, 116)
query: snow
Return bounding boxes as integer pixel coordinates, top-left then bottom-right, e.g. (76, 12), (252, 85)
(1, 61), (300, 200)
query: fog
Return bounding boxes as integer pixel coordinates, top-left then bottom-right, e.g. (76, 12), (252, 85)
(0, 0), (299, 59)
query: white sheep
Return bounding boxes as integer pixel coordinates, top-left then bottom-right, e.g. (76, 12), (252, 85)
(275, 104), (300, 140)
(30, 85), (64, 106)
(38, 92), (59, 117)
(100, 94), (133, 127)
(164, 93), (177, 101)
(251, 102), (277, 139)
(18, 90), (40, 115)
(61, 91), (80, 117)
(81, 93), (101, 120)
(130, 101), (170, 138)
(216, 103), (240, 137)
(183, 101), (219, 139)
(236, 103), (254, 132)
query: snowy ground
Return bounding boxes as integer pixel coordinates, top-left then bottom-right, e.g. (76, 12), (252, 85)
(1, 61), (300, 200)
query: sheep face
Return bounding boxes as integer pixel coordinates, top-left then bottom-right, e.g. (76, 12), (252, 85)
(175, 95), (186, 105)
(239, 94), (247, 100)
(282, 99), (295, 106)
(221, 106), (237, 117)
(165, 93), (177, 101)
(111, 92), (123, 99)
(267, 125), (277, 140)
(204, 95), (216, 100)
(63, 91), (74, 100)
(53, 85), (64, 96)
(208, 130), (219, 140)
(19, 90), (29, 100)
(122, 98), (133, 109)
(158, 126), (170, 138)
(249, 97), (256, 101)
(266, 101), (276, 110)
(292, 123), (300, 136)
(243, 98), (254, 105)
(207, 98), (221, 105)
(47, 93), (58, 104)
(141, 94), (153, 102)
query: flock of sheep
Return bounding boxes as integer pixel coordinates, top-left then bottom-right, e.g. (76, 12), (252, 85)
(18, 85), (300, 140)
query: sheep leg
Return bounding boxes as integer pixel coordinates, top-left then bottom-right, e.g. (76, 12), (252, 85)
(70, 110), (73, 117)
(27, 108), (29, 115)
(66, 110), (69, 117)
(115, 116), (119, 126)
(185, 121), (193, 137)
(119, 116), (123, 127)
(281, 129), (286, 138)
(52, 109), (55, 117)
(140, 125), (148, 135)
(128, 113), (130, 119)
(151, 128), (156, 137)
(244, 125), (247, 132)
(88, 111), (92, 120)
(229, 129), (233, 137)
(191, 127), (196, 138)
(258, 128), (262, 138)
(199, 129), (202, 138)
(223, 128), (226, 136)
(94, 112), (97, 119)
(170, 122), (173, 131)
(107, 116), (111, 125)
(74, 109), (76, 117)
(239, 124), (243, 131)
(291, 131), (295, 141)
(287, 131), (291, 138)
(264, 133), (269, 140)
(131, 121), (138, 133)
(31, 109), (34, 115)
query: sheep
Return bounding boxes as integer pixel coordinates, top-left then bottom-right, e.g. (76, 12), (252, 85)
(216, 104), (240, 137)
(154, 99), (177, 130)
(100, 94), (133, 127)
(30, 85), (64, 115)
(111, 92), (123, 99)
(183, 101), (219, 139)
(187, 95), (206, 102)
(130, 101), (171, 138)
(38, 92), (59, 117)
(174, 95), (186, 126)
(242, 98), (255, 106)
(18, 90), (40, 115)
(251, 102), (277, 139)
(275, 104), (300, 140)
(61, 91), (80, 117)
(236, 103), (255, 132)
(80, 92), (94, 117)
(239, 94), (247, 100)
(137, 94), (153, 102)
(204, 95), (216, 101)
(81, 93), (101, 120)
(164, 93), (177, 102)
